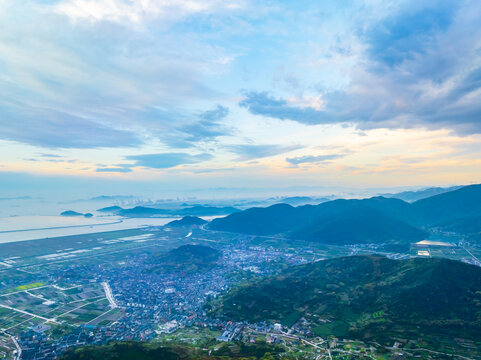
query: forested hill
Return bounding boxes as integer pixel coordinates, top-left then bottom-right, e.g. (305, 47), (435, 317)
(207, 255), (481, 343)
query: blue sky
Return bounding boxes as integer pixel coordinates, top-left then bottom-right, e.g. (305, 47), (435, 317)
(0, 0), (481, 198)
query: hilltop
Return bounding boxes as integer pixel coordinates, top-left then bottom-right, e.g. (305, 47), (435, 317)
(150, 244), (221, 273)
(207, 255), (481, 344)
(165, 216), (208, 227)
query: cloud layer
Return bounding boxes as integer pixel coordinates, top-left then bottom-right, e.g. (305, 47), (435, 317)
(1, 0), (481, 187)
(238, 0), (481, 134)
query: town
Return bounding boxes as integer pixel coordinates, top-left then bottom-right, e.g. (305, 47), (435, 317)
(1, 223), (480, 360)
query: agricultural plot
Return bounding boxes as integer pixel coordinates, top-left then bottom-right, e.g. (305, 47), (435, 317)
(0, 282), (121, 336)
(410, 242), (481, 264)
(57, 298), (112, 324)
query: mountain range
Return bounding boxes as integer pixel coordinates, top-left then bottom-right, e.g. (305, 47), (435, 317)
(381, 185), (464, 202)
(209, 184), (481, 244)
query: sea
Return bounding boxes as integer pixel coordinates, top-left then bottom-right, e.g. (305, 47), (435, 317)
(0, 197), (180, 244)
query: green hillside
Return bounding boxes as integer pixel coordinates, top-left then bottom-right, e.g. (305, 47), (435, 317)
(436, 216), (481, 234)
(289, 207), (426, 244)
(60, 341), (284, 360)
(209, 184), (481, 242)
(207, 256), (481, 343)
(209, 204), (304, 235)
(412, 184), (481, 224)
(209, 198), (425, 244)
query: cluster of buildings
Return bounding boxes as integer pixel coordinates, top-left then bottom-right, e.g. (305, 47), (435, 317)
(7, 234), (309, 359)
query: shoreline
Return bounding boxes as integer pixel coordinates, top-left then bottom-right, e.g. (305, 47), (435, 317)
(0, 217), (180, 244)
(0, 219), (124, 234)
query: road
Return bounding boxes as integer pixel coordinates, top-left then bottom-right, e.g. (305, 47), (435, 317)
(102, 282), (118, 308)
(462, 246), (481, 266)
(0, 304), (58, 324)
(0, 331), (22, 360)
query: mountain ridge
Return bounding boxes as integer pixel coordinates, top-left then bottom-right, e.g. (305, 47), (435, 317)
(209, 184), (481, 243)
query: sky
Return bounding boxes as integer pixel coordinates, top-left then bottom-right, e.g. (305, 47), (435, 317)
(1, 0), (481, 199)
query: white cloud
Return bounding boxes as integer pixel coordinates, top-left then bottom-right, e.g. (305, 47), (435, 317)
(55, 0), (245, 24)
(0, 0), (241, 149)
(286, 95), (325, 111)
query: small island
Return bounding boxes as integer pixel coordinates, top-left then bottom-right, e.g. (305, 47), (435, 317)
(60, 210), (94, 218)
(60, 210), (84, 217)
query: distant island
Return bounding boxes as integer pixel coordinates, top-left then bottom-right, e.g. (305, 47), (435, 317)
(95, 205), (239, 217)
(96, 205), (123, 213)
(60, 210), (84, 217)
(61, 210), (94, 218)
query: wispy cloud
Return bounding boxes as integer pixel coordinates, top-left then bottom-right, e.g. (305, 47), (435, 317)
(95, 166), (133, 173)
(0, 1), (235, 150)
(239, 92), (337, 125)
(55, 0), (246, 25)
(126, 152), (213, 169)
(163, 105), (231, 148)
(189, 167), (236, 173)
(0, 106), (142, 148)
(286, 153), (347, 165)
(39, 153), (62, 158)
(227, 144), (301, 161)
